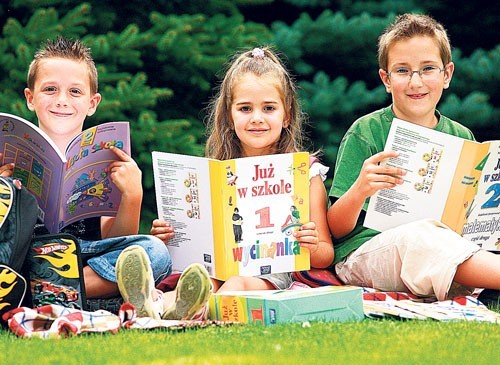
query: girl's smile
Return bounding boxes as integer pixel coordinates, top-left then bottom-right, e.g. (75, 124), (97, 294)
(231, 73), (288, 157)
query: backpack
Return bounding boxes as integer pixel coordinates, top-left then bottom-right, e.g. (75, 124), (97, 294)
(0, 176), (39, 271)
(0, 176), (38, 321)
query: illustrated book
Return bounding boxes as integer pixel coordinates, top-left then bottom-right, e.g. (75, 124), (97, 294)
(0, 112), (130, 233)
(152, 151), (311, 280)
(364, 118), (500, 251)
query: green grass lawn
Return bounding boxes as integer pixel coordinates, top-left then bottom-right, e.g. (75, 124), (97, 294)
(1, 317), (498, 365)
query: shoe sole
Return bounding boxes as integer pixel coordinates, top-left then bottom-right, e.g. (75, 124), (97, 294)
(116, 245), (160, 319)
(162, 263), (211, 320)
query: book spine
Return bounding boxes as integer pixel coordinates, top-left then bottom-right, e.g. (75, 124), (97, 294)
(209, 160), (232, 279)
(292, 152), (311, 270)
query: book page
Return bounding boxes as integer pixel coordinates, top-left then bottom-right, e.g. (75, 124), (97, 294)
(0, 113), (65, 226)
(60, 122), (130, 232)
(461, 141), (500, 251)
(152, 152), (216, 275)
(364, 118), (467, 232)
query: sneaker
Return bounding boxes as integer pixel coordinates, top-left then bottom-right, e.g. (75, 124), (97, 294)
(162, 263), (212, 320)
(116, 245), (163, 319)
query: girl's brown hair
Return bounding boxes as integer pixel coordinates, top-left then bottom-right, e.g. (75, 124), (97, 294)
(205, 47), (306, 160)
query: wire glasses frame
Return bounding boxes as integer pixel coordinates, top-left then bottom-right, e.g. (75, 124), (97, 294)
(386, 65), (447, 81)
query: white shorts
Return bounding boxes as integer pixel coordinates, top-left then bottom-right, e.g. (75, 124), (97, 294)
(335, 219), (480, 300)
(259, 272), (293, 290)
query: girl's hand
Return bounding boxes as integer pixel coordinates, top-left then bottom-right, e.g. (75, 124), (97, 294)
(151, 218), (175, 244)
(293, 221), (320, 254)
(354, 150), (406, 199)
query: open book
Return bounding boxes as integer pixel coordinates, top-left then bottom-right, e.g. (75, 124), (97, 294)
(0, 112), (130, 233)
(364, 118), (500, 251)
(152, 151), (311, 280)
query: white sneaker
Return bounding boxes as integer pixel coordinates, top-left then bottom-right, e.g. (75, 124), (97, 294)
(162, 263), (212, 320)
(116, 245), (163, 319)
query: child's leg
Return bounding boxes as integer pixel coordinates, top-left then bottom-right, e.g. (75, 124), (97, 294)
(84, 266), (120, 298)
(81, 235), (171, 299)
(211, 278), (224, 292)
(116, 245), (212, 320)
(217, 272), (293, 292)
(218, 276), (275, 292)
(454, 250), (500, 289)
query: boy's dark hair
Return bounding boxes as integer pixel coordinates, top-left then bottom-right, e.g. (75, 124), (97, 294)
(27, 36), (98, 94)
(378, 13), (452, 71)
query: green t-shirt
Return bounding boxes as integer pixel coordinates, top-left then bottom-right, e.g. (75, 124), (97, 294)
(328, 106), (475, 264)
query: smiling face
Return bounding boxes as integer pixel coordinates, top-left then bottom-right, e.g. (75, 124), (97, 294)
(230, 73), (289, 157)
(379, 35), (454, 128)
(24, 57), (101, 151)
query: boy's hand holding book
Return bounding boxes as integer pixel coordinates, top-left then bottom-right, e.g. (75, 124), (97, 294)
(357, 150), (406, 198)
(106, 145), (142, 199)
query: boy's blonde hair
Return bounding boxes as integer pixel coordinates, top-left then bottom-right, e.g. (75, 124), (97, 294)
(205, 47), (305, 160)
(27, 36), (98, 94)
(378, 13), (452, 71)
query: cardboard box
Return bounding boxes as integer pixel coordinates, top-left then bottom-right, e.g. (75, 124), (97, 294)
(209, 286), (364, 325)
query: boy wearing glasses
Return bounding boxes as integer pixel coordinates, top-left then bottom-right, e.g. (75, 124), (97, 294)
(327, 13), (500, 301)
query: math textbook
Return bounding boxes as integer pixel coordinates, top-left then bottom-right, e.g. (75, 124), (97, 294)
(0, 112), (130, 233)
(364, 118), (500, 251)
(152, 151), (311, 280)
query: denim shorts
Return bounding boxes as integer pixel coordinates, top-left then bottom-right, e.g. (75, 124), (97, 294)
(79, 235), (172, 285)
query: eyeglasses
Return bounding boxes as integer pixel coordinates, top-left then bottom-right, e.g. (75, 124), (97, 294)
(386, 65), (446, 81)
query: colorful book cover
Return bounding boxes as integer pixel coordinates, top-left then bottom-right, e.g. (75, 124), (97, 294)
(0, 112), (130, 233)
(364, 118), (500, 251)
(152, 151), (311, 280)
